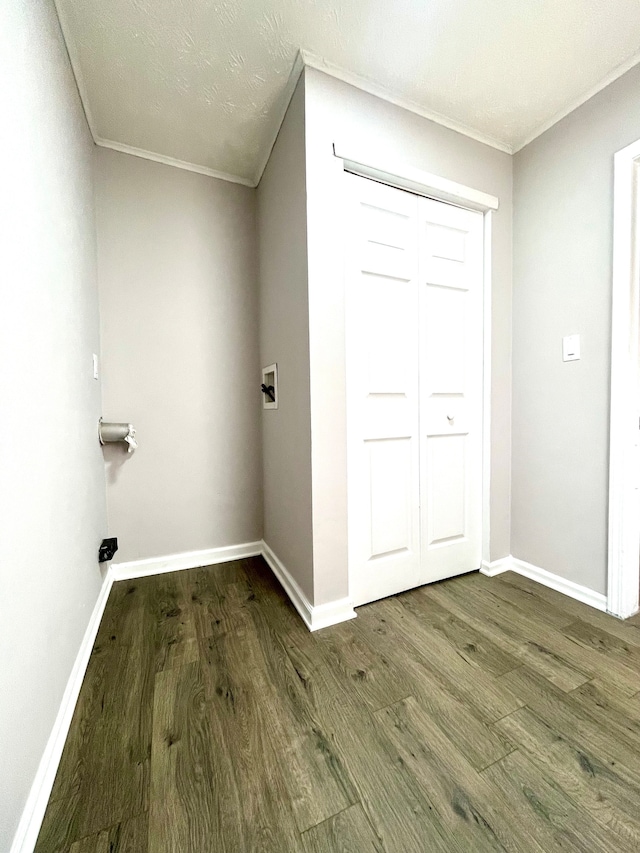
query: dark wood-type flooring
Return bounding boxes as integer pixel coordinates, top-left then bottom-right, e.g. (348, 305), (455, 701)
(35, 557), (640, 852)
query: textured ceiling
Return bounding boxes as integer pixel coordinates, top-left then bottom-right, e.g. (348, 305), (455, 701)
(55, 0), (640, 185)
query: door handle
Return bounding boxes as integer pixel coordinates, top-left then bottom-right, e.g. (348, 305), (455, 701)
(447, 414), (454, 423)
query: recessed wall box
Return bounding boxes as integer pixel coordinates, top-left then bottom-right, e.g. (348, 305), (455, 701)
(261, 364), (278, 409)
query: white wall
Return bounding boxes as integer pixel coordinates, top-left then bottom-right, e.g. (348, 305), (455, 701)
(512, 64), (640, 595)
(303, 67), (513, 605)
(0, 1), (107, 847)
(257, 78), (314, 601)
(96, 148), (262, 563)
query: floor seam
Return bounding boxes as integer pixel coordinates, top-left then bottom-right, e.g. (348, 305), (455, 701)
(477, 747), (520, 775)
(371, 694), (414, 715)
(299, 802), (360, 835)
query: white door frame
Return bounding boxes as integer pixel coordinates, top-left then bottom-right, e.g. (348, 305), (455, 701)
(333, 145), (499, 580)
(608, 138), (640, 619)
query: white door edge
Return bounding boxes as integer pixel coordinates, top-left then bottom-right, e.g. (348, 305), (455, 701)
(608, 138), (640, 619)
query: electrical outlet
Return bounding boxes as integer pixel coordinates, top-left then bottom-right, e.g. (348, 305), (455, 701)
(98, 537), (118, 563)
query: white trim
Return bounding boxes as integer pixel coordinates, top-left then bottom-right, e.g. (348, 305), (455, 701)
(10, 571), (114, 853)
(482, 212), (493, 569)
(514, 50), (640, 153)
(11, 538), (356, 851)
(480, 556), (513, 577)
(53, 0), (98, 139)
(607, 138), (640, 620)
(334, 145), (499, 212)
(261, 541), (356, 631)
(110, 541), (262, 580)
(510, 557), (608, 613)
(482, 555), (608, 612)
(114, 539), (357, 631)
(303, 50), (511, 155)
(253, 51), (305, 186)
(94, 138), (255, 187)
(11, 540), (355, 852)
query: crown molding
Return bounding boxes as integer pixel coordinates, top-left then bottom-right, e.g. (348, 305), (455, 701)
(53, 0), (98, 139)
(513, 48), (640, 153)
(252, 51), (306, 186)
(54, 0), (640, 182)
(94, 137), (255, 186)
(300, 49), (513, 155)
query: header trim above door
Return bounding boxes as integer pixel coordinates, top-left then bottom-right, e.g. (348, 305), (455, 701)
(333, 144), (499, 212)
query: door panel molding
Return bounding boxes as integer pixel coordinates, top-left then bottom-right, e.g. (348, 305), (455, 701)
(344, 167), (491, 606)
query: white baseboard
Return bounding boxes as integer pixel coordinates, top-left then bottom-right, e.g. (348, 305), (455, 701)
(16, 539), (610, 853)
(110, 540), (262, 580)
(481, 554), (607, 612)
(480, 556), (513, 577)
(11, 538), (355, 852)
(111, 539), (356, 632)
(10, 571), (114, 853)
(261, 541), (356, 631)
(508, 557), (608, 612)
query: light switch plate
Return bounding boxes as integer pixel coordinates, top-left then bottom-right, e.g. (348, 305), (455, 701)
(562, 334), (580, 362)
(92, 353), (99, 379)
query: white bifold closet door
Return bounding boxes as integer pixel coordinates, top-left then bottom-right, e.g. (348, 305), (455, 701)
(346, 172), (484, 607)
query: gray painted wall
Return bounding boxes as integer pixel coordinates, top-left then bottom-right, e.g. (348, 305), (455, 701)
(257, 78), (314, 601)
(512, 63), (640, 595)
(0, 1), (107, 846)
(96, 148), (262, 563)
(304, 67), (513, 605)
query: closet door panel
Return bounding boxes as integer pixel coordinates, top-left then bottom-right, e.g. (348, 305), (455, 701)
(419, 197), (484, 584)
(346, 174), (422, 607)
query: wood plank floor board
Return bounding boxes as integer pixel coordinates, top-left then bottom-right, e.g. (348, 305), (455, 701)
(301, 804), (385, 853)
(67, 812), (148, 853)
(399, 588), (522, 677)
(34, 559), (640, 853)
(188, 562), (255, 640)
(315, 688), (455, 853)
(92, 578), (154, 650)
(248, 611), (361, 831)
(357, 596), (524, 722)
(353, 602), (516, 771)
(481, 749), (633, 852)
(196, 619), (304, 852)
(494, 705), (640, 848)
(562, 618), (640, 675)
(501, 572), (640, 648)
(374, 696), (545, 853)
(145, 572), (199, 673)
(424, 581), (595, 691)
(219, 601), (359, 833)
(149, 658), (244, 853)
(571, 678), (640, 742)
(499, 666), (640, 785)
(36, 627), (154, 850)
(466, 574), (576, 630)
(291, 619), (415, 714)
